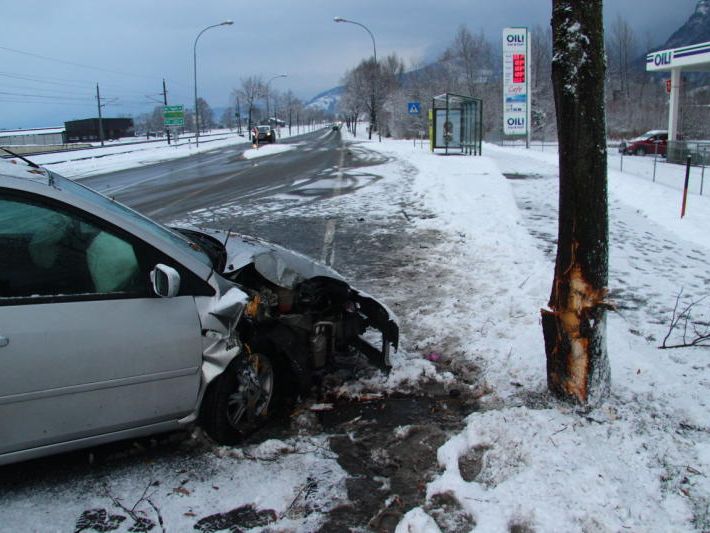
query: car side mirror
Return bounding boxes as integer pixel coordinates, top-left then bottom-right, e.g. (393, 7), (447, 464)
(150, 264), (181, 298)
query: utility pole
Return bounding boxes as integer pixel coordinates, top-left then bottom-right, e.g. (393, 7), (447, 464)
(96, 83), (105, 147)
(163, 78), (171, 145)
(236, 97), (242, 135)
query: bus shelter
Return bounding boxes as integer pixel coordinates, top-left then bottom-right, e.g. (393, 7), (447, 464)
(430, 93), (483, 155)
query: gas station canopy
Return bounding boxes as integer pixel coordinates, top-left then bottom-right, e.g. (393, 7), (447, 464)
(646, 40), (710, 141)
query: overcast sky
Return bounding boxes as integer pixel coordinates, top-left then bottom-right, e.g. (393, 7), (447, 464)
(0, 0), (699, 129)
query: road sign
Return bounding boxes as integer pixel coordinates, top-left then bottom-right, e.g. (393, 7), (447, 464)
(163, 105), (185, 127)
(408, 102), (421, 115)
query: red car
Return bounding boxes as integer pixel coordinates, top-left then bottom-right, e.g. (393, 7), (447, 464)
(619, 130), (668, 156)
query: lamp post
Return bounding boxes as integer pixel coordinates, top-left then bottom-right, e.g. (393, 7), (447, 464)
(194, 20), (233, 148)
(265, 74), (287, 126)
(334, 16), (377, 140)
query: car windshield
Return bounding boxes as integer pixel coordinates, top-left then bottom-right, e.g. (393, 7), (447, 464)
(53, 172), (213, 268)
(258, 126), (270, 132)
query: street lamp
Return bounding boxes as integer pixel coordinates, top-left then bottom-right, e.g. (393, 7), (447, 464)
(265, 74), (287, 126)
(194, 20), (233, 148)
(334, 16), (378, 140)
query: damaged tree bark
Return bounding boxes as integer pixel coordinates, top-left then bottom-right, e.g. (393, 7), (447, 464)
(541, 0), (610, 405)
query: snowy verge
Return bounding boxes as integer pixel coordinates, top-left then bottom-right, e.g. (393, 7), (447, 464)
(242, 143), (295, 159)
(345, 132), (709, 532)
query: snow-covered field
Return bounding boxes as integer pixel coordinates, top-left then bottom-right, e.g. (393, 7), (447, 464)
(3, 129), (709, 532)
(29, 125), (320, 179)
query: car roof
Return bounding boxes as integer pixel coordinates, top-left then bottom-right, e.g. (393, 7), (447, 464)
(0, 158), (52, 185)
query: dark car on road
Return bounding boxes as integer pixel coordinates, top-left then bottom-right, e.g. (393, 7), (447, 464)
(619, 130), (668, 156)
(251, 125), (276, 144)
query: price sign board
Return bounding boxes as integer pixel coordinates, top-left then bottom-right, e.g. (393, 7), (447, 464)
(503, 28), (529, 136)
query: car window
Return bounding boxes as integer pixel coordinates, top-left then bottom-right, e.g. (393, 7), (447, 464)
(0, 197), (145, 300)
(52, 172), (213, 269)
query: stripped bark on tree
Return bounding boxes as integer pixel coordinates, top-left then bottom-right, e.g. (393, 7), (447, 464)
(542, 0), (610, 405)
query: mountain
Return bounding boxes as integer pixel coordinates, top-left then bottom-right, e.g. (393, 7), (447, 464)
(661, 0), (710, 49)
(305, 86), (344, 114)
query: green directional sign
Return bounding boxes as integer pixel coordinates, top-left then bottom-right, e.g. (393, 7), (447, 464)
(163, 105), (184, 126)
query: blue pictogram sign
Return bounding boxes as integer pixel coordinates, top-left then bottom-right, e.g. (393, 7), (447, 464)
(408, 102), (421, 115)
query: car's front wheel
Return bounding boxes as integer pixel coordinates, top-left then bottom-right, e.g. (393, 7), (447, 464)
(635, 147), (646, 156)
(201, 351), (276, 444)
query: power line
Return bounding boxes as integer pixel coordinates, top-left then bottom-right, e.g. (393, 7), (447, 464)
(0, 98), (94, 106)
(0, 90), (93, 101)
(0, 45), (190, 90)
(0, 44), (158, 80)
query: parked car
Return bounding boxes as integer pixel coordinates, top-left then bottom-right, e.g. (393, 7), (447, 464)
(619, 130), (668, 156)
(0, 157), (398, 465)
(251, 125), (276, 144)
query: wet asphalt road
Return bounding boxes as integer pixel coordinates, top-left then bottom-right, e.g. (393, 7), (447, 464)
(81, 128), (348, 223)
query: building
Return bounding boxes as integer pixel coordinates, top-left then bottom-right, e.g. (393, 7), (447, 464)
(0, 127), (65, 147)
(64, 118), (135, 142)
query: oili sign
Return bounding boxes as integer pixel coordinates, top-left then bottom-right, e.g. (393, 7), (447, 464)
(502, 27), (530, 137)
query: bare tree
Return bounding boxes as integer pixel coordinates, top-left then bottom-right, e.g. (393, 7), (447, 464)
(660, 290), (710, 349)
(134, 106), (164, 136)
(541, 0), (610, 405)
(281, 90), (303, 134)
(221, 107), (235, 130)
(235, 76), (264, 129)
(530, 25), (555, 140)
(196, 98), (214, 132)
(341, 53), (404, 138)
(441, 25), (493, 99)
(607, 14), (637, 99)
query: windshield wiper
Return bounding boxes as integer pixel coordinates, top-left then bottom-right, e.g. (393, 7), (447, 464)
(0, 146), (41, 169)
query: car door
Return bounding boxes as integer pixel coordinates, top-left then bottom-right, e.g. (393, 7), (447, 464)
(0, 192), (204, 456)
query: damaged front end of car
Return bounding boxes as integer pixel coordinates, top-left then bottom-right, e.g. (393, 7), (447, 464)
(181, 228), (399, 443)
(223, 230), (398, 375)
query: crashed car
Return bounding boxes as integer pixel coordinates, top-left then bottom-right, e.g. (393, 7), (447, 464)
(0, 157), (398, 465)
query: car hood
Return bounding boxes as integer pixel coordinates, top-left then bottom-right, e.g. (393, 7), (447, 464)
(198, 228), (345, 289)
(188, 227), (399, 362)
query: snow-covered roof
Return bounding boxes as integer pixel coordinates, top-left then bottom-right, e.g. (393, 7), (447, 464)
(0, 127), (65, 136)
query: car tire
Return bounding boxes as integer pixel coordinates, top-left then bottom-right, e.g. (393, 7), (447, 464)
(635, 147), (646, 156)
(200, 350), (278, 445)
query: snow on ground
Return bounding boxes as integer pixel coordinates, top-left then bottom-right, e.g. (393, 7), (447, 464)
(28, 125), (321, 179)
(242, 143), (295, 159)
(2, 436), (348, 532)
(4, 128), (710, 531)
(338, 132), (710, 531)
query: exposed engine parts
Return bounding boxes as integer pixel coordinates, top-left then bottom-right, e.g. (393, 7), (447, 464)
(228, 265), (396, 393)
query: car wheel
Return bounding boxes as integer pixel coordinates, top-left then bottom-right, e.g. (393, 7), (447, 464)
(201, 351), (276, 444)
(635, 147), (646, 156)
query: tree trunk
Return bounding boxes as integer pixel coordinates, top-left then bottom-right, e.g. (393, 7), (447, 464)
(541, 0), (610, 405)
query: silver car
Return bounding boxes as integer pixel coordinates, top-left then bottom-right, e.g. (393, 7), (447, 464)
(0, 157), (398, 465)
